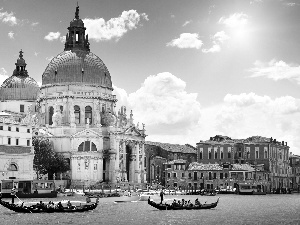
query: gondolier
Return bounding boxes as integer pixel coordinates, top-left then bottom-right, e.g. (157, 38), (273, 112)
(11, 186), (16, 204)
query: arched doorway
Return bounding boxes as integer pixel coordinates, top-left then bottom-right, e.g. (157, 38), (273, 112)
(49, 106), (54, 125)
(126, 145), (133, 182)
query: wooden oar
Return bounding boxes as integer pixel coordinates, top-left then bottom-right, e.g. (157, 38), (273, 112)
(15, 195), (32, 213)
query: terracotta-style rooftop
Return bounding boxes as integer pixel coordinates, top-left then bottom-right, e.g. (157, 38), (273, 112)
(187, 162), (223, 171)
(164, 159), (187, 165)
(145, 141), (196, 154)
(0, 145), (31, 154)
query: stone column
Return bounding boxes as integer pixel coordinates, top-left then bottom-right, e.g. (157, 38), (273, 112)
(135, 143), (140, 183)
(81, 107), (85, 125)
(109, 154), (116, 183)
(115, 139), (120, 179)
(123, 142), (127, 181)
(141, 143), (145, 183)
(99, 153), (103, 182)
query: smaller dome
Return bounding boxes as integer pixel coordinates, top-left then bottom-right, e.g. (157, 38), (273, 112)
(0, 76), (40, 101)
(0, 50), (40, 101)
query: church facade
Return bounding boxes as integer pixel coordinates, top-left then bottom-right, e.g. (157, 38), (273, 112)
(0, 6), (146, 186)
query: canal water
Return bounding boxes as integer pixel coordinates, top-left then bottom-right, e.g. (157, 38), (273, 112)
(0, 194), (299, 225)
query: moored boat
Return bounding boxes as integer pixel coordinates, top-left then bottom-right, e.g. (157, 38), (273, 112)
(1, 179), (57, 198)
(147, 197), (219, 210)
(0, 198), (98, 213)
(238, 183), (266, 195)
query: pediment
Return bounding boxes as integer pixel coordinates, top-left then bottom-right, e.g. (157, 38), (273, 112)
(124, 126), (142, 137)
(71, 129), (101, 138)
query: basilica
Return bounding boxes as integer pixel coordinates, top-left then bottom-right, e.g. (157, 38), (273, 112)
(0, 6), (146, 186)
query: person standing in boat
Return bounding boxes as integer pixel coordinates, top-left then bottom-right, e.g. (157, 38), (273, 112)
(11, 186), (16, 204)
(160, 189), (164, 204)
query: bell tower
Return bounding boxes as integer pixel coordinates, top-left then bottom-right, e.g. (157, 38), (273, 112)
(64, 4), (90, 52)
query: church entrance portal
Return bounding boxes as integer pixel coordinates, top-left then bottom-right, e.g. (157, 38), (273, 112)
(126, 145), (133, 182)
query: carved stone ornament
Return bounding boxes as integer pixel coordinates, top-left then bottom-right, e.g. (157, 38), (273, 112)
(101, 110), (116, 127)
(84, 158), (90, 169)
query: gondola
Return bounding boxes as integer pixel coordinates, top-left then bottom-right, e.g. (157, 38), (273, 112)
(148, 197), (219, 210)
(0, 198), (98, 213)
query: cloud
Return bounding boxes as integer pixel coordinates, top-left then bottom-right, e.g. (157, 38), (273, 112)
(0, 9), (18, 26)
(31, 22), (39, 26)
(202, 44), (221, 53)
(83, 10), (148, 42)
(218, 13), (248, 28)
(182, 20), (192, 27)
(0, 68), (9, 86)
(213, 31), (230, 43)
(248, 59), (300, 84)
(167, 33), (203, 49)
(202, 31), (229, 53)
(211, 93), (300, 153)
(8, 31), (14, 39)
(34, 52), (39, 56)
(46, 56), (54, 61)
(59, 36), (66, 43)
(44, 32), (61, 41)
(114, 72), (201, 135)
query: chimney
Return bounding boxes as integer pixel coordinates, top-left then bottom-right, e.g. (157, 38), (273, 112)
(270, 137), (273, 143)
(285, 142), (287, 146)
(274, 139), (276, 143)
(282, 141), (284, 146)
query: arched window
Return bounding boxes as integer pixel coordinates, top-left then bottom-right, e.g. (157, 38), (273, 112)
(49, 106), (54, 125)
(85, 106), (92, 124)
(78, 141), (95, 152)
(60, 106), (63, 113)
(8, 163), (18, 171)
(74, 105), (80, 124)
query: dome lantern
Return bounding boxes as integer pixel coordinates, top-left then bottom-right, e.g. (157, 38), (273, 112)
(64, 5), (90, 52)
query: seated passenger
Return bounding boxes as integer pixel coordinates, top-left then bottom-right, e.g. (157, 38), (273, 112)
(67, 200), (72, 209)
(57, 201), (63, 210)
(195, 198), (201, 206)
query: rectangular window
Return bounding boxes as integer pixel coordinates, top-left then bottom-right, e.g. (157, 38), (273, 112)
(8, 127), (11, 131)
(20, 104), (24, 112)
(173, 173), (177, 178)
(188, 173), (192, 178)
(194, 172), (197, 180)
(27, 129), (30, 133)
(220, 173), (223, 179)
(167, 165), (171, 168)
(255, 147), (259, 159)
(27, 140), (30, 146)
(182, 165), (185, 170)
(0, 126), (3, 130)
(8, 138), (11, 145)
(168, 173), (170, 178)
(16, 139), (19, 146)
(182, 173), (184, 177)
(213, 173), (217, 179)
(16, 127), (19, 132)
(228, 147), (231, 158)
(174, 182), (177, 187)
(225, 173), (228, 179)
(220, 147), (224, 159)
(94, 164), (97, 170)
(201, 173), (203, 179)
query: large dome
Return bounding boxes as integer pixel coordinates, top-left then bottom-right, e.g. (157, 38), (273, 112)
(0, 50), (40, 101)
(42, 49), (112, 88)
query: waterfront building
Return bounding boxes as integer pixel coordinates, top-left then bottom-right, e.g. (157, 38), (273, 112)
(289, 154), (300, 191)
(164, 159), (187, 189)
(145, 141), (196, 186)
(0, 6), (146, 187)
(196, 135), (291, 191)
(33, 6), (146, 186)
(0, 50), (37, 181)
(0, 115), (34, 180)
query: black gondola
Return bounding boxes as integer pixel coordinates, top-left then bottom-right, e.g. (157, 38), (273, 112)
(147, 197), (219, 210)
(0, 198), (98, 213)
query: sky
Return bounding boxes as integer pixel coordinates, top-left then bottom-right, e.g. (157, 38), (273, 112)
(0, 0), (299, 154)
